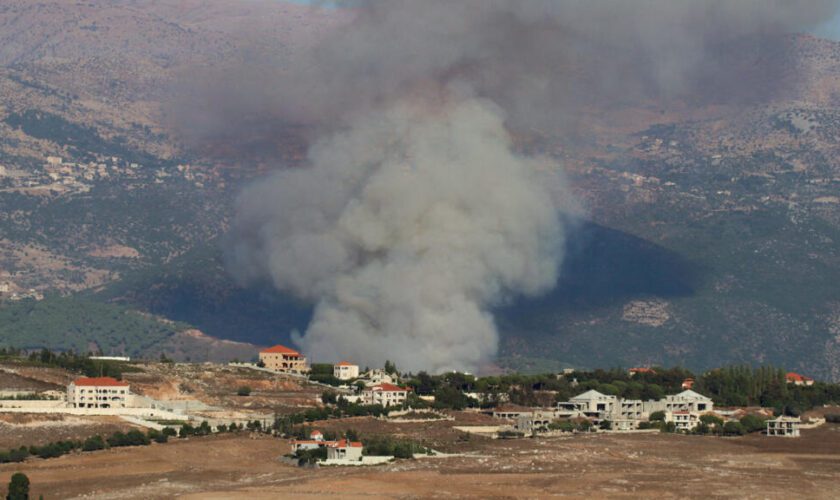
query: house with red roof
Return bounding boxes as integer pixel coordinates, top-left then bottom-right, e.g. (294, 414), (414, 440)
(327, 439), (363, 461)
(333, 361), (359, 381)
(291, 430), (331, 452)
(785, 372), (814, 386)
(361, 383), (408, 407)
(259, 344), (308, 374)
(67, 377), (130, 409)
(628, 367), (656, 377)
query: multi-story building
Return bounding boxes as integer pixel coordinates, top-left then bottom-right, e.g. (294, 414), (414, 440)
(333, 361), (360, 381)
(556, 389), (715, 427)
(657, 390), (714, 413)
(766, 416), (801, 437)
(67, 377), (130, 408)
(669, 411), (700, 432)
(259, 344), (308, 374)
(361, 383), (408, 407)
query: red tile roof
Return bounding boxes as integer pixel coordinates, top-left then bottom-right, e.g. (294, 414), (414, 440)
(786, 372), (814, 383)
(335, 361), (355, 367)
(331, 439), (363, 448)
(310, 430), (322, 436)
(261, 344), (301, 356)
(72, 376), (128, 387)
(629, 367), (656, 374)
(369, 383), (407, 392)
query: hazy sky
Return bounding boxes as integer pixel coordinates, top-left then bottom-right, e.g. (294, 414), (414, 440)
(288, 1), (840, 40)
(815, 11), (840, 39)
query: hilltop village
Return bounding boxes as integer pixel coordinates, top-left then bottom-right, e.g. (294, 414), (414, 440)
(0, 344), (836, 468)
(0, 345), (837, 496)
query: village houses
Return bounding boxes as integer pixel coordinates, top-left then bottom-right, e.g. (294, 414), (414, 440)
(66, 377), (130, 409)
(259, 344), (309, 374)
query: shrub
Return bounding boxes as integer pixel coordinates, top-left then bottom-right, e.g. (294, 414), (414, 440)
(7, 472), (29, 500)
(237, 386), (252, 397)
(161, 427), (178, 437)
(660, 422), (676, 433)
(649, 411), (666, 422)
(723, 421), (746, 436)
(699, 415), (724, 428)
(824, 414), (840, 424)
(83, 435), (106, 451)
(739, 415), (767, 433)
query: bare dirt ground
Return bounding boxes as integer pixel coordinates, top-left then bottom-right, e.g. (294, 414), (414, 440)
(0, 424), (839, 499)
(124, 363), (323, 413)
(0, 414), (137, 449)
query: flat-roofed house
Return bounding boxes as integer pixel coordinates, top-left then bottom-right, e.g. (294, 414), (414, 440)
(766, 416), (801, 437)
(333, 361), (359, 381)
(327, 439), (363, 460)
(259, 344), (308, 374)
(67, 377), (130, 408)
(669, 411), (700, 431)
(361, 383), (408, 407)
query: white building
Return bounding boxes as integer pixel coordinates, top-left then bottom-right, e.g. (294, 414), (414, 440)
(67, 377), (130, 408)
(360, 369), (396, 387)
(291, 430), (328, 452)
(658, 390), (713, 413)
(668, 411), (700, 432)
(556, 389), (715, 428)
(567, 390), (618, 418)
(766, 416), (801, 437)
(334, 361), (359, 381)
(361, 383), (408, 407)
(327, 439), (363, 461)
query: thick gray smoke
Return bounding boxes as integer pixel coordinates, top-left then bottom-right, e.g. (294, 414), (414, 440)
(224, 0), (839, 372)
(230, 97), (563, 372)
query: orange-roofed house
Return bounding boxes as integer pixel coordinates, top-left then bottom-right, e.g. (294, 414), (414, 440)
(327, 439), (363, 461)
(785, 372), (815, 386)
(628, 367), (656, 377)
(67, 377), (130, 408)
(259, 344), (308, 374)
(361, 383), (408, 407)
(333, 361), (359, 381)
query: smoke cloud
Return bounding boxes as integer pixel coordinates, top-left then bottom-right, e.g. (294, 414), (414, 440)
(223, 0), (839, 372)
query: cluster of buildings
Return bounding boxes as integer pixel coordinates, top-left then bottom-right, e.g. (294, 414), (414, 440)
(258, 344), (408, 407)
(492, 387), (805, 437)
(0, 155), (208, 197)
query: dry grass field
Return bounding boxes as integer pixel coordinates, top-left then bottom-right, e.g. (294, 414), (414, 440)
(0, 423), (838, 499)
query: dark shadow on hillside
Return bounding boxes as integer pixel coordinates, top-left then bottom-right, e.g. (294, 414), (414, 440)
(98, 220), (701, 348)
(96, 242), (312, 347)
(497, 220), (701, 318)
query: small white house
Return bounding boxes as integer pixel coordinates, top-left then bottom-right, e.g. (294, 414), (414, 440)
(334, 361), (359, 381)
(327, 439), (363, 460)
(766, 416), (801, 437)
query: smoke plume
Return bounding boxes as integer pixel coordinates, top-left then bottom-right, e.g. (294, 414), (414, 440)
(223, 0), (839, 372)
